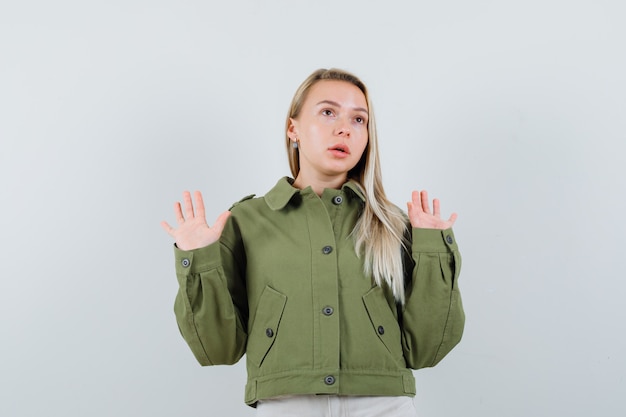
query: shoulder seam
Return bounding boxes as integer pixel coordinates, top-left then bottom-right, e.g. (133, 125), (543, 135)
(229, 194), (256, 210)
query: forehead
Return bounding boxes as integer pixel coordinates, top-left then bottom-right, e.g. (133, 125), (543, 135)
(305, 80), (368, 110)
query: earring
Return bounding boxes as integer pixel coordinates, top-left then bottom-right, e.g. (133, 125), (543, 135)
(292, 140), (298, 149)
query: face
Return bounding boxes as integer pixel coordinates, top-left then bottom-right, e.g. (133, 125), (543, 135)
(288, 80), (369, 183)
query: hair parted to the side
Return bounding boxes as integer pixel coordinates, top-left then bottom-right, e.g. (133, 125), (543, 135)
(285, 68), (410, 304)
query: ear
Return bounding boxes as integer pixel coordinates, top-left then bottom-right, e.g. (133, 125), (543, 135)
(287, 118), (299, 141)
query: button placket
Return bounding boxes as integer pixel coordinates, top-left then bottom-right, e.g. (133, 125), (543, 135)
(304, 192), (340, 374)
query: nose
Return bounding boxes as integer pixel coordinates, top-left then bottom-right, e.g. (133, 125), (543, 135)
(334, 117), (351, 137)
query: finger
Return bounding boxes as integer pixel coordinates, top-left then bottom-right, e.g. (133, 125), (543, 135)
(420, 190), (430, 213)
(448, 213), (458, 227)
(411, 190), (422, 212)
(433, 198), (441, 218)
(182, 191), (195, 219)
(211, 211), (232, 236)
(160, 220), (175, 236)
(194, 191), (206, 220)
(174, 202), (185, 225)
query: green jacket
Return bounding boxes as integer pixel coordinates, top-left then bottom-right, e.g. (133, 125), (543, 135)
(173, 177), (464, 406)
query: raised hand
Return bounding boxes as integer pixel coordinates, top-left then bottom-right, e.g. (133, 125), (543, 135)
(407, 190), (457, 230)
(161, 191), (231, 251)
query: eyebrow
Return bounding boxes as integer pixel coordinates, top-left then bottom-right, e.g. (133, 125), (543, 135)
(316, 100), (368, 114)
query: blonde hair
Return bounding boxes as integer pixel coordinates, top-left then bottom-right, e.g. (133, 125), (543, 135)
(285, 68), (409, 304)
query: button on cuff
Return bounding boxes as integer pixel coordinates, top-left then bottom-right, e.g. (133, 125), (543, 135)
(173, 241), (222, 272)
(411, 228), (457, 252)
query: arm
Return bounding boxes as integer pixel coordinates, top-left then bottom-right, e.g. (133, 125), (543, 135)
(172, 236), (248, 365)
(400, 190), (465, 369)
(401, 227), (464, 369)
(163, 191), (248, 365)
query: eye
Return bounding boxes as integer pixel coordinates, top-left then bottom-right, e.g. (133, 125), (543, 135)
(322, 109), (334, 117)
(355, 116), (366, 124)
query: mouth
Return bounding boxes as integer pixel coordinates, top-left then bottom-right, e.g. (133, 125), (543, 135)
(328, 144), (351, 155)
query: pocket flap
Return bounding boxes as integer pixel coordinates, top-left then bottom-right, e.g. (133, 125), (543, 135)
(247, 286), (287, 367)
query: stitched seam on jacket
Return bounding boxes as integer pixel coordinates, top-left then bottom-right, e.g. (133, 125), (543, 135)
(186, 273), (214, 365)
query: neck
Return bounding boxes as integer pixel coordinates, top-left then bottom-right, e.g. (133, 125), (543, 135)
(293, 172), (348, 196)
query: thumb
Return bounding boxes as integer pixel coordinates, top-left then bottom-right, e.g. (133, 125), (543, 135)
(211, 210), (232, 235)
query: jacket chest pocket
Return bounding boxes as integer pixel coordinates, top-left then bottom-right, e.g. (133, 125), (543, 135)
(362, 287), (403, 362)
(247, 286), (287, 368)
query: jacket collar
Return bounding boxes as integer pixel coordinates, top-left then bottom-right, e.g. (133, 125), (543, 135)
(265, 177), (366, 211)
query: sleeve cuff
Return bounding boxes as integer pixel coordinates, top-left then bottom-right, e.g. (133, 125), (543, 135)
(412, 228), (458, 253)
(174, 242), (222, 274)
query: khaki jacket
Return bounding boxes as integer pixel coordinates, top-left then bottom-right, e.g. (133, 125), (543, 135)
(173, 178), (464, 406)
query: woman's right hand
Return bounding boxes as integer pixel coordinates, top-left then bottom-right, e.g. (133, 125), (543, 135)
(161, 191), (231, 251)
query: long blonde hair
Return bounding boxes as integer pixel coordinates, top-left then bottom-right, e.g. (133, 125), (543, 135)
(285, 68), (409, 304)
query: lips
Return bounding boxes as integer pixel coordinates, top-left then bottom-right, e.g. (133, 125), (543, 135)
(328, 143), (351, 155)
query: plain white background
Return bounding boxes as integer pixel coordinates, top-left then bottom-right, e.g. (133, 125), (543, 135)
(1, 1), (624, 416)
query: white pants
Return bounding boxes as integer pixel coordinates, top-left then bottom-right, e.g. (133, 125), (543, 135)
(256, 395), (417, 417)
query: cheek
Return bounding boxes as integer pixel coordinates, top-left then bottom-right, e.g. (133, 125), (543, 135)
(356, 132), (369, 152)
(303, 121), (324, 138)
(352, 139), (369, 162)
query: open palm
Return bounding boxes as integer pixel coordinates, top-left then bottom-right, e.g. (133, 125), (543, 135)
(161, 191), (231, 251)
(407, 190), (457, 230)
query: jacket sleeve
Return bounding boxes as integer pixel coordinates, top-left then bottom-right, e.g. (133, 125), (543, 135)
(400, 227), (464, 369)
(172, 219), (248, 366)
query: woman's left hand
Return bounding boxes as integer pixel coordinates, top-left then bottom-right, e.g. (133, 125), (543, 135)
(407, 190), (458, 230)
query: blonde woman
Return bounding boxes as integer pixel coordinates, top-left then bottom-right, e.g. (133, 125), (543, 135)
(161, 68), (465, 416)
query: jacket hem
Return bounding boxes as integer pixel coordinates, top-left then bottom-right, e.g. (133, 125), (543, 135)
(244, 369), (415, 406)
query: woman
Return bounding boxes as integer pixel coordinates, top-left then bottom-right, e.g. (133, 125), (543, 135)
(161, 68), (464, 416)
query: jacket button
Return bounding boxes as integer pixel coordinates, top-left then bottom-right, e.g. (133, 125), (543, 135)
(324, 375), (335, 385)
(377, 325), (385, 335)
(265, 328), (274, 338)
(322, 306), (334, 316)
(332, 195), (343, 205)
(322, 246), (333, 254)
(181, 258), (190, 268)
(446, 235), (454, 244)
